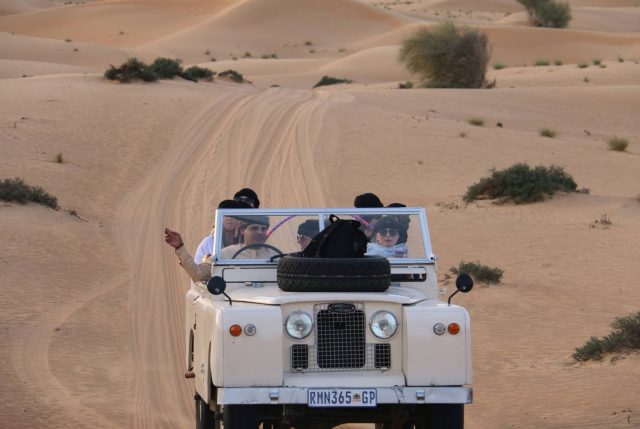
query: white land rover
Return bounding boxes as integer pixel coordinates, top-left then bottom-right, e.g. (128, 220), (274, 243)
(185, 207), (473, 429)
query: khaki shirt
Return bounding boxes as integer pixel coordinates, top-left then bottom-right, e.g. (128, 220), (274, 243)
(175, 243), (278, 283)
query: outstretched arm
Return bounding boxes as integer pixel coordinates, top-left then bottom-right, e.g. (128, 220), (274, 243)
(164, 228), (210, 282)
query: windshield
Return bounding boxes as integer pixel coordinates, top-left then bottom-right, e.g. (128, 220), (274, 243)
(212, 208), (433, 264)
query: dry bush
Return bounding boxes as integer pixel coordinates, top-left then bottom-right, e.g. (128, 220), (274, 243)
(517, 0), (571, 28)
(0, 177), (59, 209)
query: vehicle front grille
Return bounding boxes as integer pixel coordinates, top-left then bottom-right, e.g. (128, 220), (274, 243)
(288, 303), (392, 373)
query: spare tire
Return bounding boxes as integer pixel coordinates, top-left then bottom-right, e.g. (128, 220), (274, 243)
(277, 256), (390, 292)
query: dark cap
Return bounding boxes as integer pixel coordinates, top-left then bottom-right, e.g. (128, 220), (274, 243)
(297, 220), (320, 237)
(354, 192), (383, 208)
(233, 188), (260, 208)
(235, 215), (270, 227)
(218, 199), (251, 209)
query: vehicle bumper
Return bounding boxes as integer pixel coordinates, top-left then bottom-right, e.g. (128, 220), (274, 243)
(217, 386), (472, 405)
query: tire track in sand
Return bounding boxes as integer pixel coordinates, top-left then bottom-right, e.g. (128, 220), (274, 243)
(115, 86), (350, 428)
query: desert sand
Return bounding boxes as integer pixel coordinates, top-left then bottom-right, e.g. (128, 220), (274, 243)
(1, 0), (639, 427)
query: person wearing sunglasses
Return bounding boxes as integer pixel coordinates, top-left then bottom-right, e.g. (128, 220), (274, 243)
(365, 216), (408, 258)
(296, 220), (320, 250)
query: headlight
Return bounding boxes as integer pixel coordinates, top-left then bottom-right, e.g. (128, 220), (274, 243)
(369, 311), (398, 339)
(285, 311), (313, 339)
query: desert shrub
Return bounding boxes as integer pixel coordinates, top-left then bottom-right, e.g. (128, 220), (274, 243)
(554, 59), (563, 65)
(517, 0), (571, 28)
(577, 63), (589, 68)
(539, 127), (557, 138)
(218, 69), (244, 83)
(313, 76), (353, 88)
(534, 59), (550, 66)
(149, 57), (183, 79)
(104, 57), (158, 83)
(592, 58), (601, 65)
(181, 66), (215, 82)
(573, 311), (640, 361)
(398, 81), (414, 89)
(0, 177), (59, 209)
(463, 163), (578, 204)
(607, 136), (629, 152)
(261, 53), (277, 59)
(493, 63), (506, 70)
(398, 21), (492, 89)
(450, 260), (504, 284)
(55, 153), (64, 163)
(468, 117), (484, 126)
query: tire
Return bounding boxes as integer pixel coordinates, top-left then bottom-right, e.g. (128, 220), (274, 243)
(277, 256), (390, 292)
(425, 404), (463, 429)
(195, 394), (219, 429)
(222, 404), (260, 428)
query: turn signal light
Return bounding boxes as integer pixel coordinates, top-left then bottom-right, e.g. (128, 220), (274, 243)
(229, 324), (242, 337)
(448, 323), (461, 335)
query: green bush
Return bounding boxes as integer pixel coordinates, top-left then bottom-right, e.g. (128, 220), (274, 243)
(398, 21), (493, 89)
(573, 310), (640, 361)
(398, 81), (414, 89)
(577, 63), (589, 68)
(313, 76), (353, 88)
(104, 57), (158, 83)
(468, 117), (484, 126)
(218, 69), (245, 83)
(554, 60), (563, 66)
(149, 57), (183, 79)
(607, 136), (629, 152)
(517, 0), (571, 28)
(181, 66), (215, 82)
(493, 63), (506, 70)
(450, 260), (504, 284)
(534, 59), (550, 66)
(463, 163), (578, 204)
(539, 127), (557, 138)
(0, 177), (59, 209)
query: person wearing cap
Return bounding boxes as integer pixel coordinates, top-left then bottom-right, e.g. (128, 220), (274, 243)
(164, 214), (277, 283)
(194, 199), (250, 263)
(365, 216), (408, 258)
(218, 215), (279, 260)
(296, 219), (320, 250)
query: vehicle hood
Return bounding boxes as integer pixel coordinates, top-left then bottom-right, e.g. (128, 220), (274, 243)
(227, 285), (428, 305)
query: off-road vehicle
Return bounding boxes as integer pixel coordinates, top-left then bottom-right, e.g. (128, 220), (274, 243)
(185, 207), (473, 428)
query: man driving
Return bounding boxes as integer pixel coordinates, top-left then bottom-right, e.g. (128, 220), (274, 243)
(218, 215), (279, 260)
(164, 215), (278, 283)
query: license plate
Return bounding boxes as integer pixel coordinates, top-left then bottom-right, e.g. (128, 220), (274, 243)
(307, 388), (377, 407)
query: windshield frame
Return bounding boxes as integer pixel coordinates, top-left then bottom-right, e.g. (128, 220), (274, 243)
(212, 207), (434, 265)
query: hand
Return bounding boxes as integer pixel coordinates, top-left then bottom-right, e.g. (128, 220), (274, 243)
(164, 228), (184, 249)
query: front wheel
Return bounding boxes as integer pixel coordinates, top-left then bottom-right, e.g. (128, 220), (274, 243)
(425, 404), (463, 429)
(223, 404), (260, 428)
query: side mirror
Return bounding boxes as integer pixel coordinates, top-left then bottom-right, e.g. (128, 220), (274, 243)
(455, 273), (474, 293)
(448, 274), (474, 305)
(207, 276), (226, 295)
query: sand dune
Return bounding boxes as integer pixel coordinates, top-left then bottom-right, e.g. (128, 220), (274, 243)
(140, 0), (410, 63)
(1, 0), (640, 428)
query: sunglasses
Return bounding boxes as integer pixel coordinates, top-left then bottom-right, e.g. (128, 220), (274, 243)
(245, 225), (268, 232)
(296, 234), (310, 241)
(234, 196), (256, 207)
(377, 228), (399, 237)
